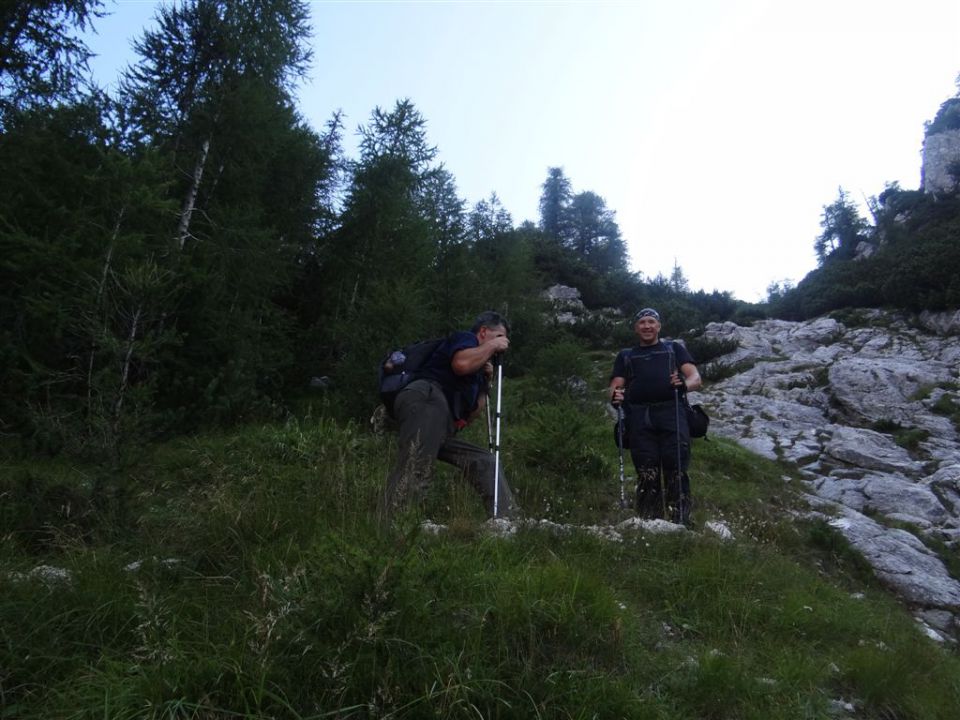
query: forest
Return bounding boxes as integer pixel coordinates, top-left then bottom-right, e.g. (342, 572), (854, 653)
(4, 5), (960, 719)
(2, 1), (959, 462)
(0, 1), (747, 460)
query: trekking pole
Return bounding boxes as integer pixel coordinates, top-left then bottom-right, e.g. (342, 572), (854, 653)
(492, 354), (504, 518)
(617, 404), (626, 509)
(485, 391), (494, 453)
(671, 347), (683, 524)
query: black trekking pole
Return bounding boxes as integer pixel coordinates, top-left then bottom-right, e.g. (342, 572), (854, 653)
(492, 353), (504, 518)
(616, 404), (626, 509)
(671, 348), (684, 525)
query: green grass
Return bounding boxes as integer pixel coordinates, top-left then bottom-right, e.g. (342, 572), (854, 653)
(2, 397), (958, 719)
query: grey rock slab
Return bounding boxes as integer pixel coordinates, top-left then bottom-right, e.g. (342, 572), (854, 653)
(830, 507), (960, 609)
(824, 426), (925, 476)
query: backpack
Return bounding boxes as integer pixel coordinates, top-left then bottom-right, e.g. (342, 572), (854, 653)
(378, 337), (447, 418)
(662, 340), (710, 439)
(615, 340), (710, 441)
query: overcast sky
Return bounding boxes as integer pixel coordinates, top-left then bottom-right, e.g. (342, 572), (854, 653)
(87, 0), (960, 302)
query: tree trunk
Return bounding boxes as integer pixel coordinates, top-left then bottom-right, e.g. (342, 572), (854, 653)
(87, 208), (123, 416)
(176, 137), (210, 250)
(112, 304), (142, 439)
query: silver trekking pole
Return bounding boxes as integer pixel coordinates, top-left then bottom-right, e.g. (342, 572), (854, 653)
(617, 405), (626, 509)
(493, 355), (504, 518)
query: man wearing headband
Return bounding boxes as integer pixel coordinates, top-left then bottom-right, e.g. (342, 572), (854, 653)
(608, 307), (702, 525)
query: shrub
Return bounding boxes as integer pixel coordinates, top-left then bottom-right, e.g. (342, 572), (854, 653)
(530, 338), (592, 396)
(684, 335), (740, 365)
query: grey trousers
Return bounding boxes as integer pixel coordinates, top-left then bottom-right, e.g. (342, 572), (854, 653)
(383, 379), (516, 519)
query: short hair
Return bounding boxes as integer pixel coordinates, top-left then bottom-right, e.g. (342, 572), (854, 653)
(471, 310), (510, 335)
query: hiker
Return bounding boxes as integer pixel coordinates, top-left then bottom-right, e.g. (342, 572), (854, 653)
(382, 311), (518, 520)
(609, 307), (702, 525)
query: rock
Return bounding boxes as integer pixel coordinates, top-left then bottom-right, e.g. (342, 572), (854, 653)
(829, 508), (960, 609)
(812, 473), (948, 525)
(699, 309), (960, 636)
(823, 427), (925, 475)
(918, 308), (960, 336)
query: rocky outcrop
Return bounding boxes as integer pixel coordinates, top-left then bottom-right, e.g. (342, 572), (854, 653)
(542, 284), (587, 325)
(542, 284), (623, 326)
(694, 309), (960, 641)
(922, 127), (960, 195)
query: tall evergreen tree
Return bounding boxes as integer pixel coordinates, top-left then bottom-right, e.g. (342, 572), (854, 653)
(563, 191), (627, 272)
(814, 187), (870, 263)
(311, 100), (445, 407)
(0, 93), (177, 454)
(538, 166), (571, 239)
(0, 0), (102, 127)
(110, 0), (335, 428)
(421, 166), (468, 325)
(120, 0), (312, 248)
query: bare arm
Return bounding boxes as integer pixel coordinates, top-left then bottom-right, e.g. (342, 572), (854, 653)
(608, 376), (626, 405)
(451, 335), (509, 376)
(679, 362), (701, 392)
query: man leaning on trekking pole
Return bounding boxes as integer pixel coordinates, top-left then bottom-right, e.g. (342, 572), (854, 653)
(382, 310), (518, 522)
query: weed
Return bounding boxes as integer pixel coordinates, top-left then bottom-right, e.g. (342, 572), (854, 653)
(2, 411), (959, 719)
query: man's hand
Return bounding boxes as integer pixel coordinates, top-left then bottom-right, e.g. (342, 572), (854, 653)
(488, 336), (509, 355)
(610, 386), (625, 406)
(670, 371), (685, 390)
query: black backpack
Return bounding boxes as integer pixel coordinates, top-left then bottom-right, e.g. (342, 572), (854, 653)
(615, 340), (710, 442)
(378, 337), (447, 418)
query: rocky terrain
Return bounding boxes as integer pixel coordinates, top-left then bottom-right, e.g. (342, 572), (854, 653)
(693, 308), (960, 642)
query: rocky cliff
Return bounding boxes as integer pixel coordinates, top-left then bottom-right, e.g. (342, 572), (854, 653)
(922, 127), (960, 195)
(694, 309), (960, 642)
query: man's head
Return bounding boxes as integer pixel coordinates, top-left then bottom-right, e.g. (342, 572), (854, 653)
(632, 307), (661, 346)
(472, 310), (509, 344)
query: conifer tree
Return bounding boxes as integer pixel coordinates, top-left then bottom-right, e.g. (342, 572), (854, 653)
(0, 1), (102, 127)
(312, 100), (443, 401)
(112, 0), (336, 428)
(538, 166), (571, 239)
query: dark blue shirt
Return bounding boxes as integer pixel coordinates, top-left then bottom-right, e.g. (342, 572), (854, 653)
(418, 331), (488, 422)
(612, 340), (694, 404)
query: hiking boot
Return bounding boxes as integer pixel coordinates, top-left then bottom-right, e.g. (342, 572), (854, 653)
(635, 469), (662, 519)
(669, 494), (693, 527)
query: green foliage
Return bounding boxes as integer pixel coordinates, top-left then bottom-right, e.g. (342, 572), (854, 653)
(869, 419), (930, 452)
(530, 338), (592, 390)
(684, 335), (740, 365)
(893, 427), (931, 451)
(6, 17), (960, 718)
(772, 190), (960, 320)
(925, 96), (960, 136)
(931, 391), (960, 431)
(3, 410), (960, 719)
(702, 358), (759, 383)
(0, 1), (104, 126)
(814, 187), (871, 264)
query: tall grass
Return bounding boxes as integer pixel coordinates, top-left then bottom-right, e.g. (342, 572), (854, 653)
(2, 391), (958, 719)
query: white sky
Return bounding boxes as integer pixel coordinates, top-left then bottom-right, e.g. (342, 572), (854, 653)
(86, 0), (960, 302)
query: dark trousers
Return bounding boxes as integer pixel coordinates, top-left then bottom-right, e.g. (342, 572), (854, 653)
(383, 380), (516, 519)
(627, 397), (691, 521)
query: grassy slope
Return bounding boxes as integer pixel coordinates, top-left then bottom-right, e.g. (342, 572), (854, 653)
(2, 381), (959, 719)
